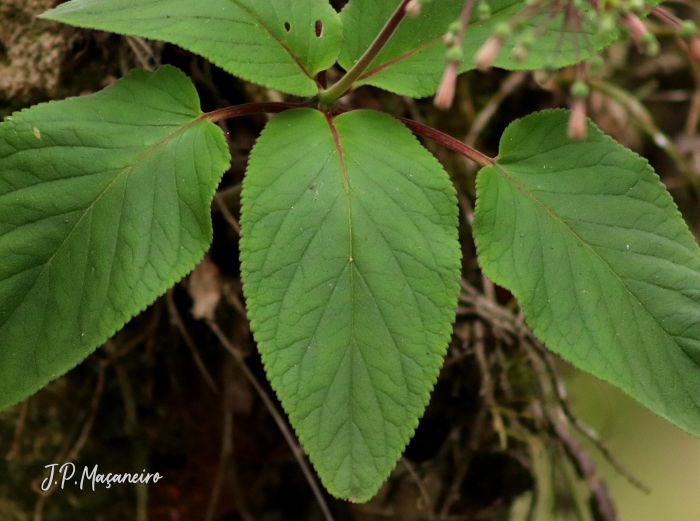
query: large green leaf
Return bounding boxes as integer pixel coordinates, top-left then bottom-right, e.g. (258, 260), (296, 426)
(339, 0), (615, 98)
(473, 109), (700, 436)
(0, 65), (230, 411)
(41, 0), (342, 97)
(240, 108), (461, 501)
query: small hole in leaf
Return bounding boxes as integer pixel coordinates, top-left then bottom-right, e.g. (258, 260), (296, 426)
(315, 20), (323, 38)
(284, 21), (291, 32)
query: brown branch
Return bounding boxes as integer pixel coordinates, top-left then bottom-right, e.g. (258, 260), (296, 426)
(5, 398), (29, 461)
(401, 457), (436, 521)
(207, 319), (335, 521)
(214, 194), (241, 235)
(33, 365), (106, 521)
(205, 359), (256, 521)
(166, 289), (219, 394)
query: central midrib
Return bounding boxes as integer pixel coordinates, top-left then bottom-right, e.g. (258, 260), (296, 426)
(325, 113), (361, 444)
(0, 116), (202, 335)
(230, 0), (312, 78)
(492, 161), (695, 367)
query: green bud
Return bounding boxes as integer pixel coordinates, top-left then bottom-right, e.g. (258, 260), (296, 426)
(443, 22), (462, 46)
(679, 20), (697, 39)
(571, 80), (590, 99)
(598, 14), (616, 36)
(511, 43), (528, 62)
(448, 21), (462, 34)
(641, 32), (659, 56)
(477, 1), (491, 21)
(493, 22), (511, 39)
(518, 29), (535, 46)
(446, 46), (464, 62)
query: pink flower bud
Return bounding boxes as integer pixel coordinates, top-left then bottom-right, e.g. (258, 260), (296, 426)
(567, 100), (588, 141)
(434, 62), (459, 110)
(475, 36), (502, 71)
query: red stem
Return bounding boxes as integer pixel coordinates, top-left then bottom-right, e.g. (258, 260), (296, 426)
(204, 102), (307, 122)
(650, 6), (681, 27)
(396, 116), (495, 167)
(203, 101), (494, 168)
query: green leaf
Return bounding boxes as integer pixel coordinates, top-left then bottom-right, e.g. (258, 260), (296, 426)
(0, 65), (230, 411)
(240, 108), (461, 501)
(40, 0), (342, 97)
(473, 109), (700, 437)
(339, 0), (614, 98)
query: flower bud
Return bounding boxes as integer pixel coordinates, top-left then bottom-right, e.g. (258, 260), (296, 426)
(679, 20), (697, 39)
(511, 42), (528, 62)
(493, 22), (511, 38)
(477, 1), (491, 21)
(568, 99), (588, 141)
(443, 21), (462, 46)
(571, 80), (589, 99)
(405, 0), (422, 17)
(641, 31), (659, 56)
(446, 46), (464, 63)
(475, 36), (503, 70)
(434, 63), (459, 110)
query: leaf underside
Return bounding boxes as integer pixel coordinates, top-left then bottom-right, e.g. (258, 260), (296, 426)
(0, 65), (230, 411)
(339, 0), (616, 98)
(41, 0), (342, 97)
(473, 109), (700, 437)
(240, 109), (461, 502)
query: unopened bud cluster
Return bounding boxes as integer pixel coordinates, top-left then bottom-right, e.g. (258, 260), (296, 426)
(470, 0), (699, 71)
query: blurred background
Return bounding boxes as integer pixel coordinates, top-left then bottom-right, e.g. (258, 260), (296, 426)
(563, 366), (700, 521)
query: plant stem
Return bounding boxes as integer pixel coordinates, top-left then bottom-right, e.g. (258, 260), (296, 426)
(318, 0), (412, 105)
(396, 116), (495, 168)
(204, 101), (494, 168)
(204, 102), (306, 122)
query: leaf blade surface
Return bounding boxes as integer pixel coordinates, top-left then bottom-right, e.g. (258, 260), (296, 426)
(473, 109), (700, 436)
(0, 65), (230, 411)
(41, 0), (342, 96)
(240, 109), (461, 501)
(339, 0), (615, 97)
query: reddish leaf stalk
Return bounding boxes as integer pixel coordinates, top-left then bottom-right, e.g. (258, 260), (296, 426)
(204, 102), (493, 168)
(318, 0), (412, 105)
(650, 6), (681, 27)
(396, 116), (494, 167)
(204, 102), (306, 122)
